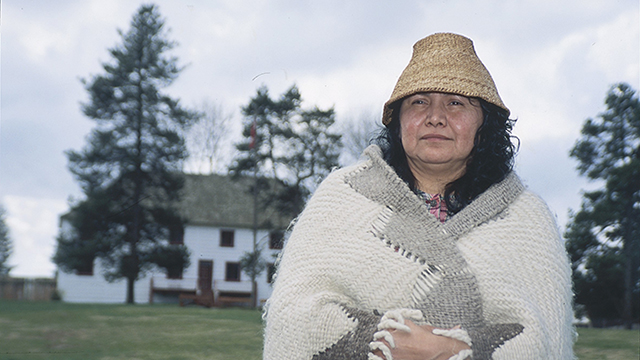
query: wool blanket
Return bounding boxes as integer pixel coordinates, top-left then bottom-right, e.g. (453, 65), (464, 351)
(264, 145), (575, 359)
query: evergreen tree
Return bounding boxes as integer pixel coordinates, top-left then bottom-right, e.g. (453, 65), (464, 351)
(53, 4), (197, 303)
(231, 85), (342, 306)
(231, 85), (300, 182)
(565, 83), (640, 328)
(239, 246), (267, 308)
(231, 84), (342, 217)
(0, 205), (13, 277)
(281, 105), (343, 211)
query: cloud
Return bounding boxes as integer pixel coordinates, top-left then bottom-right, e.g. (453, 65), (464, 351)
(492, 10), (639, 145)
(1, 0), (638, 277)
(587, 11), (640, 82)
(3, 195), (68, 277)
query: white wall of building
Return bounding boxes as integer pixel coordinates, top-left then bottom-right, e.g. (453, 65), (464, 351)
(185, 225), (279, 303)
(57, 262), (153, 304)
(57, 224), (280, 304)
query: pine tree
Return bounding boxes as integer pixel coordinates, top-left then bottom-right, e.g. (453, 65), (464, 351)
(230, 85), (342, 306)
(53, 4), (198, 304)
(231, 84), (342, 217)
(0, 205), (13, 277)
(565, 83), (640, 328)
(231, 85), (300, 182)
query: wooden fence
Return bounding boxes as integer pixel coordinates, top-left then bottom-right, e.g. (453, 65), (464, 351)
(0, 277), (57, 301)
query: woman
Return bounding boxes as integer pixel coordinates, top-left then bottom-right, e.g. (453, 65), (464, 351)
(264, 33), (575, 360)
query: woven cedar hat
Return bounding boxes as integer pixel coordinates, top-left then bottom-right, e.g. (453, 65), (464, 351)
(382, 33), (509, 125)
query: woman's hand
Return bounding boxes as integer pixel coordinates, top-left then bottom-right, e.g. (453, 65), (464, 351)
(371, 320), (471, 360)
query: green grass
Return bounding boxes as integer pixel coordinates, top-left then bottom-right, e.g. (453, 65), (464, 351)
(0, 300), (263, 360)
(574, 327), (639, 360)
(0, 300), (638, 359)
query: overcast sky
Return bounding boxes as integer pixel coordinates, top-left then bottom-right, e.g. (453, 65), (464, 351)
(1, 0), (638, 277)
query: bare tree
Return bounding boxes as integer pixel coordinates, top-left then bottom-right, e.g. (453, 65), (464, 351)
(186, 101), (233, 174)
(340, 109), (383, 165)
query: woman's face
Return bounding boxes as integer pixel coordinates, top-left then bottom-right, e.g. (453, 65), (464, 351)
(399, 92), (483, 175)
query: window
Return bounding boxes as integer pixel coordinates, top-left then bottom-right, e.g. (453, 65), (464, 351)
(169, 225), (184, 245)
(166, 258), (184, 279)
(166, 271), (183, 280)
(76, 259), (94, 276)
(76, 268), (94, 276)
(220, 230), (235, 247)
(267, 263), (276, 283)
(225, 262), (241, 282)
(269, 230), (284, 250)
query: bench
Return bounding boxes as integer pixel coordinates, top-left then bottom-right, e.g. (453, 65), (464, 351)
(179, 290), (214, 308)
(217, 296), (252, 307)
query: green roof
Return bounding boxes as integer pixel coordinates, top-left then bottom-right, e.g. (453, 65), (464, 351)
(180, 174), (292, 230)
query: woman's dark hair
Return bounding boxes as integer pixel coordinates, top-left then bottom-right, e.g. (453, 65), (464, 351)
(373, 98), (518, 214)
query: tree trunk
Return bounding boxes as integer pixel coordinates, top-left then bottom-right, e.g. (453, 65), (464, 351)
(622, 232), (634, 329)
(622, 258), (632, 329)
(622, 204), (636, 330)
(126, 275), (135, 304)
(252, 279), (257, 308)
(127, 93), (144, 306)
(251, 144), (259, 309)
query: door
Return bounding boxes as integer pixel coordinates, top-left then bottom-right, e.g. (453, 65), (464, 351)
(198, 260), (213, 291)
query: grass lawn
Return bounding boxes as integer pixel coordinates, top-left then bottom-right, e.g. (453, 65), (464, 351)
(1, 300), (638, 359)
(0, 300), (263, 360)
(574, 327), (639, 360)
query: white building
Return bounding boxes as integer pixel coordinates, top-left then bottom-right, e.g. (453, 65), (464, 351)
(57, 174), (290, 305)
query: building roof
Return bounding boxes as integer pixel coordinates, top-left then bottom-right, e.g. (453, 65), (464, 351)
(180, 174), (292, 230)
